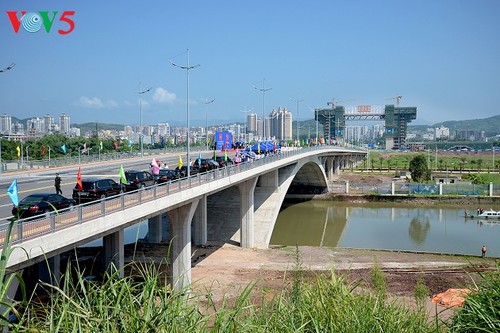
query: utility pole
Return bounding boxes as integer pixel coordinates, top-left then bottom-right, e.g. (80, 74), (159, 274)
(290, 97), (304, 144)
(253, 79), (272, 140)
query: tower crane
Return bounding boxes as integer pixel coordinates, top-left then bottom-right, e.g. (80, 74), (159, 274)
(386, 95), (402, 107)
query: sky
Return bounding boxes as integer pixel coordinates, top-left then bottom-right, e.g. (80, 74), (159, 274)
(1, 0), (500, 128)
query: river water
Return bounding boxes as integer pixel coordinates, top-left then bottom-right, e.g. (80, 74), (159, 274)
(270, 202), (500, 258)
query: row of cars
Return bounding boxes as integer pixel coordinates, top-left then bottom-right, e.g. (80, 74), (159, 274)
(12, 158), (234, 219)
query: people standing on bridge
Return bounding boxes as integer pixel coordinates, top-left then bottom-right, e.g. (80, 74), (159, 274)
(54, 173), (62, 194)
(481, 245), (487, 257)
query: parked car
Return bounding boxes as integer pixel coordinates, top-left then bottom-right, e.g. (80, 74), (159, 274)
(156, 169), (180, 184)
(123, 170), (155, 191)
(215, 155), (234, 167)
(72, 178), (124, 203)
(12, 193), (76, 219)
(192, 158), (219, 172)
(175, 165), (199, 178)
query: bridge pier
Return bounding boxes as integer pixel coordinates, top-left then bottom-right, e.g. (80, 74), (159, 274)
(103, 230), (125, 277)
(193, 195), (207, 246)
(167, 200), (199, 292)
(239, 177), (258, 248)
(148, 215), (162, 243)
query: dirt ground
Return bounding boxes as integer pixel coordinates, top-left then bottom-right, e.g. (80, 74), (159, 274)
(125, 241), (496, 321)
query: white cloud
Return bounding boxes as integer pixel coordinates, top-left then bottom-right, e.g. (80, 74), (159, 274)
(153, 87), (176, 104)
(75, 96), (118, 109)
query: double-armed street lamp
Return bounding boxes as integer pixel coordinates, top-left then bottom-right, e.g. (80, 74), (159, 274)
(0, 63), (15, 173)
(203, 98), (215, 151)
(138, 83), (152, 158)
(290, 97), (304, 144)
(0, 63), (15, 73)
(253, 79), (272, 140)
(170, 49), (200, 179)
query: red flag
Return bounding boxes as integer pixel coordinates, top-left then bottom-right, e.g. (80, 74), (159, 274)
(77, 167), (83, 190)
(41, 145), (46, 156)
(114, 140), (119, 149)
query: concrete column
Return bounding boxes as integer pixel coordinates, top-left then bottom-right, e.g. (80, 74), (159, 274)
(168, 200), (199, 292)
(345, 180), (349, 194)
(489, 182), (493, 197)
(326, 157), (334, 180)
(334, 157), (341, 175)
(193, 195), (207, 246)
(238, 177), (258, 248)
(103, 230), (124, 278)
(439, 183), (443, 196)
(391, 181), (395, 195)
(147, 215), (162, 244)
(49, 254), (61, 284)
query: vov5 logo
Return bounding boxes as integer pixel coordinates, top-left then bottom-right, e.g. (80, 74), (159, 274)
(6, 10), (76, 35)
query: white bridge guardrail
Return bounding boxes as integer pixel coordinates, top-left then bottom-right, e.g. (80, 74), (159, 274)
(1, 145), (361, 248)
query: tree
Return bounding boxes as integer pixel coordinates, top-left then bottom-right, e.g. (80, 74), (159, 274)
(409, 154), (431, 182)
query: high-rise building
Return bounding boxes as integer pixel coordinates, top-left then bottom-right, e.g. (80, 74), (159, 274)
(44, 114), (53, 133)
(246, 113), (258, 135)
(59, 113), (70, 134)
(157, 123), (170, 137)
(27, 117), (45, 134)
(269, 107), (292, 141)
(124, 126), (133, 137)
(0, 114), (12, 133)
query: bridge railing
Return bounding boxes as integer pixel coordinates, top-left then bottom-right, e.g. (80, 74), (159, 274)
(1, 145), (364, 248)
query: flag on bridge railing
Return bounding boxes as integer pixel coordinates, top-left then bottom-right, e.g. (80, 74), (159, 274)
(7, 179), (19, 206)
(41, 145), (46, 156)
(16, 146), (20, 158)
(99, 141), (103, 150)
(178, 155), (183, 169)
(119, 164), (127, 185)
(77, 167), (83, 191)
(61, 144), (66, 154)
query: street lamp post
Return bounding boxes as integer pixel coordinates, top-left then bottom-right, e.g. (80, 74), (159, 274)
(170, 49), (200, 180)
(0, 63), (15, 73)
(138, 83), (152, 159)
(253, 79), (272, 140)
(290, 97), (304, 144)
(203, 98), (215, 151)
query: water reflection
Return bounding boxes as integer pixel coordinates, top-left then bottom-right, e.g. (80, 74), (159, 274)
(270, 202), (500, 257)
(408, 217), (430, 244)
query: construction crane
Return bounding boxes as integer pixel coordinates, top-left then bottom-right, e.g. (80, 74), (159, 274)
(386, 95), (402, 107)
(327, 98), (359, 108)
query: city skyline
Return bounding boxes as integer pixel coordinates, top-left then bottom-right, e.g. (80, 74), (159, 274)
(1, 1), (499, 127)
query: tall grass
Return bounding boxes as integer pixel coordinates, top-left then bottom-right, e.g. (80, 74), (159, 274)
(448, 265), (500, 332)
(6, 244), (499, 332)
(0, 220), (26, 329)
(16, 252), (442, 332)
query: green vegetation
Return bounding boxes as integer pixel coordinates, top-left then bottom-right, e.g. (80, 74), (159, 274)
(409, 154), (431, 182)
(449, 265), (500, 332)
(0, 238), (498, 332)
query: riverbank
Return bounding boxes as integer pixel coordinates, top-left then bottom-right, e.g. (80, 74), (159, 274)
(124, 241), (496, 321)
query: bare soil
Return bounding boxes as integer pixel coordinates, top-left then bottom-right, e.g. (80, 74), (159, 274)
(126, 241), (495, 321)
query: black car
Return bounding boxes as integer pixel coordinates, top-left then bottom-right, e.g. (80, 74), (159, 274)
(123, 170), (155, 191)
(12, 193), (76, 219)
(215, 155), (234, 167)
(174, 165), (199, 178)
(72, 178), (124, 203)
(192, 158), (219, 172)
(156, 169), (180, 184)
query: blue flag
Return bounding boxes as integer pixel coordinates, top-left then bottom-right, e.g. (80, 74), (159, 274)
(198, 152), (202, 167)
(61, 144), (66, 154)
(7, 179), (19, 206)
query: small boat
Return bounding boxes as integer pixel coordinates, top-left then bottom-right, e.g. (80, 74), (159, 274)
(477, 209), (500, 219)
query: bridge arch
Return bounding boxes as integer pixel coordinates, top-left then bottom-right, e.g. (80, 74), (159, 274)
(205, 154), (329, 249)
